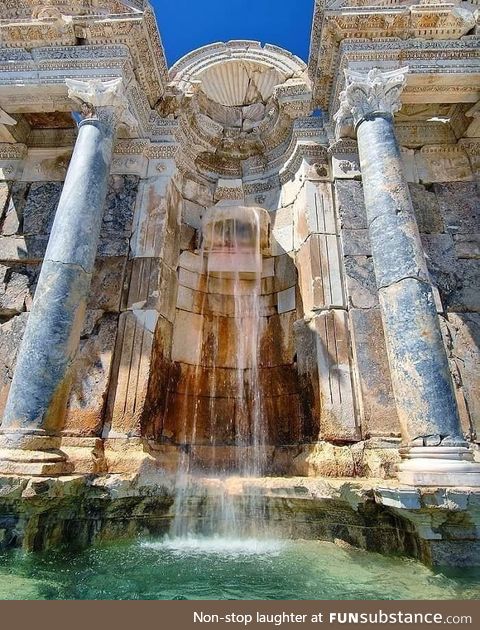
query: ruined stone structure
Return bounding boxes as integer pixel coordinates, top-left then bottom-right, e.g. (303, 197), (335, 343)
(0, 1), (479, 565)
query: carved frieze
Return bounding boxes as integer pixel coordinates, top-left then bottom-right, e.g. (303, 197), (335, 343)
(0, 2), (168, 107)
(309, 2), (480, 113)
(0, 142), (27, 179)
(214, 178), (244, 201)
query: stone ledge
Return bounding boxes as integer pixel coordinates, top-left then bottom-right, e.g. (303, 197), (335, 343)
(0, 473), (479, 567)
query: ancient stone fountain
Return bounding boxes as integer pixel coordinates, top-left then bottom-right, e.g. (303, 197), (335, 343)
(0, 1), (479, 569)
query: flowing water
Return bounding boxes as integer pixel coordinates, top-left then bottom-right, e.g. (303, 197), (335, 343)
(171, 206), (267, 539)
(1, 538), (479, 600)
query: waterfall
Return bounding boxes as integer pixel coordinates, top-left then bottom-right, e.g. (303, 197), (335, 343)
(169, 203), (268, 540)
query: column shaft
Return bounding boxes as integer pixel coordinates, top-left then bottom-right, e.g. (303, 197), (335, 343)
(334, 66), (480, 485)
(2, 115), (114, 439)
(356, 114), (462, 445)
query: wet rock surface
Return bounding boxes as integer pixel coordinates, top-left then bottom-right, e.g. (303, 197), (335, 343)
(0, 473), (479, 568)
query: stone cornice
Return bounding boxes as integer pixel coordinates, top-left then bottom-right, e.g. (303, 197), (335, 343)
(0, 43), (176, 139)
(0, 2), (168, 106)
(328, 38), (480, 118)
(0, 1), (144, 21)
(308, 0), (479, 110)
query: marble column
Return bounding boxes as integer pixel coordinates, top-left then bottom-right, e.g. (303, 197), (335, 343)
(0, 78), (135, 475)
(334, 67), (480, 486)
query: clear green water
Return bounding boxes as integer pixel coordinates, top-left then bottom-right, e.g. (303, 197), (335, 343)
(0, 537), (479, 600)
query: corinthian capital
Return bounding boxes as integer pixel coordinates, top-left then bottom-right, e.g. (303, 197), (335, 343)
(334, 67), (408, 139)
(65, 78), (138, 130)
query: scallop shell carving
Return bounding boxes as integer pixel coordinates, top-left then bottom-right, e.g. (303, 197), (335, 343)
(198, 61), (283, 107)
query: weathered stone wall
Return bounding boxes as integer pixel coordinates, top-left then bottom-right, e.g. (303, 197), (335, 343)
(291, 164), (360, 443)
(334, 174), (480, 442)
(103, 164), (181, 441)
(0, 173), (139, 438)
(162, 175), (309, 450)
(0, 145), (477, 460)
(412, 181), (480, 441)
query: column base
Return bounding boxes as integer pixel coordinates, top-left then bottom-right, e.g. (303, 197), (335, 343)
(398, 446), (480, 487)
(0, 432), (73, 476)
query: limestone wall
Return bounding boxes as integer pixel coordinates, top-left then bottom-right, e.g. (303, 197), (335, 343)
(290, 166), (360, 444)
(0, 143), (478, 460)
(0, 173), (138, 435)
(161, 176), (309, 450)
(104, 168), (181, 441)
(0, 149), (182, 448)
(334, 176), (480, 443)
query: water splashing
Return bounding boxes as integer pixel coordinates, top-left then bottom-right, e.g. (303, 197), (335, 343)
(170, 203), (270, 540)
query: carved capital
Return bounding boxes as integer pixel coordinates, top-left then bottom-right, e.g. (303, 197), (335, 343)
(334, 67), (408, 139)
(65, 78), (138, 131)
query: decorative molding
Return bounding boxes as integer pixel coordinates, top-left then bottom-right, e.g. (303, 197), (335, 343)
(214, 178), (244, 201)
(243, 178), (280, 195)
(0, 3), (168, 106)
(328, 138), (358, 154)
(334, 66), (408, 138)
(113, 138), (149, 155)
(65, 77), (137, 130)
(309, 1), (480, 112)
(144, 144), (178, 159)
(279, 141), (328, 184)
(0, 143), (27, 159)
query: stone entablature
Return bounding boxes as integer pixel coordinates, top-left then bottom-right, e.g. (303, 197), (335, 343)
(309, 0), (479, 112)
(331, 38), (480, 114)
(0, 2), (168, 113)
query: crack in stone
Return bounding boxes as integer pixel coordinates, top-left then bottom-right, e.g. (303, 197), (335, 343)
(45, 258), (91, 276)
(377, 274), (431, 292)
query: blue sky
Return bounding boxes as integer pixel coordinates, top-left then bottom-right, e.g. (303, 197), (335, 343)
(151, 0), (315, 67)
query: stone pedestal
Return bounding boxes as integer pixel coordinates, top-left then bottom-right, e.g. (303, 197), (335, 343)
(0, 78), (135, 475)
(334, 67), (480, 487)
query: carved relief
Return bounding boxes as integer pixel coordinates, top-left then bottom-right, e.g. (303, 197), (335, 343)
(334, 67), (408, 138)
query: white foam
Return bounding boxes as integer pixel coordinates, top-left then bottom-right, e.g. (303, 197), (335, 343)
(140, 536), (285, 558)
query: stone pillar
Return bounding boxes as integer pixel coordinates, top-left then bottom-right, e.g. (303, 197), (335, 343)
(0, 78), (136, 475)
(334, 67), (480, 486)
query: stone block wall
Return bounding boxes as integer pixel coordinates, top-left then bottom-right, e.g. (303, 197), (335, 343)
(413, 181), (480, 440)
(0, 141), (477, 460)
(334, 178), (400, 439)
(291, 164), (360, 443)
(0, 174), (139, 437)
(334, 174), (480, 442)
(103, 166), (181, 440)
(161, 176), (310, 449)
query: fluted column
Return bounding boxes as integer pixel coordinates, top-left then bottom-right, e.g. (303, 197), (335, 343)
(334, 67), (480, 486)
(0, 78), (136, 475)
